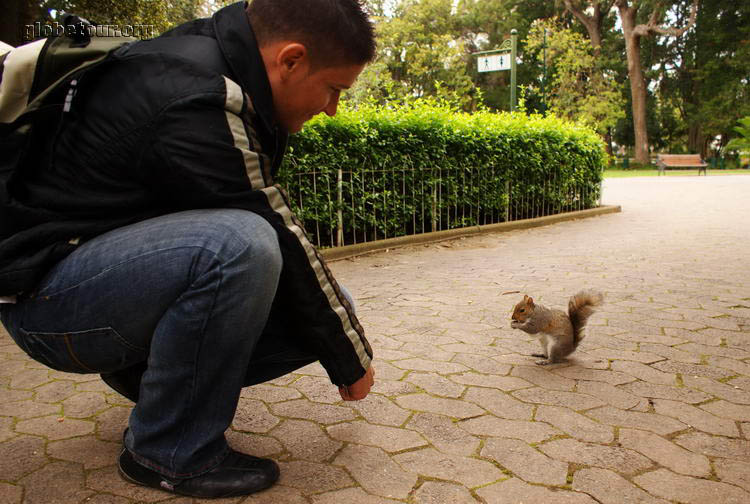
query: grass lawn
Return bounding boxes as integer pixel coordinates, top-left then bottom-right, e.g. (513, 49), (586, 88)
(604, 168), (750, 178)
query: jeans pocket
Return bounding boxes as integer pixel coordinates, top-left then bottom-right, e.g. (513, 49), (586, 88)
(18, 326), (147, 374)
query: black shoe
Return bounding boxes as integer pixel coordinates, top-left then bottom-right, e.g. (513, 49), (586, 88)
(118, 448), (279, 498)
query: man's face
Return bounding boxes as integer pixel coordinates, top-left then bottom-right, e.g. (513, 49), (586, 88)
(272, 60), (364, 134)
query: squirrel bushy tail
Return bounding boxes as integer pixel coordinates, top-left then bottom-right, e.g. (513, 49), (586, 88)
(568, 290), (604, 345)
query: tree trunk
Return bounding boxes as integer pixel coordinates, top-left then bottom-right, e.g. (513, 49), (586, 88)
(618, 4), (650, 164)
(687, 123), (703, 154)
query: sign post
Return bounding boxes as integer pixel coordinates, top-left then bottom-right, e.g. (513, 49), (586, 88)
(474, 30), (518, 112)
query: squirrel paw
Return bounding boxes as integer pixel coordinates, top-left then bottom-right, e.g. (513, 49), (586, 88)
(535, 359), (551, 366)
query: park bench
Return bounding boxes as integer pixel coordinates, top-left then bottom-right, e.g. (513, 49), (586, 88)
(656, 154), (707, 176)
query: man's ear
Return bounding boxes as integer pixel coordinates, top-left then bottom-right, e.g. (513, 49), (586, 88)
(276, 42), (308, 81)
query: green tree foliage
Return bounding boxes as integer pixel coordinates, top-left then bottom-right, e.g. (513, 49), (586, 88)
(725, 117), (750, 155)
(347, 0), (479, 110)
(526, 19), (624, 136)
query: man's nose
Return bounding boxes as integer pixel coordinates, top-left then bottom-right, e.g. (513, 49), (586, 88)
(324, 91), (341, 116)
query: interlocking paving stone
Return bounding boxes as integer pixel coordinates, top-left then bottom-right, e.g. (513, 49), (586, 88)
(390, 358), (468, 374)
(463, 387), (533, 420)
(0, 435), (47, 482)
(609, 361), (677, 385)
(414, 481), (480, 504)
(0, 482), (23, 504)
(476, 477), (598, 504)
(244, 484), (308, 503)
(673, 431), (750, 460)
(0, 417), (15, 444)
(700, 400), (750, 422)
(404, 371), (465, 398)
(327, 420), (427, 452)
(651, 360), (735, 380)
(93, 406), (131, 442)
(652, 398), (739, 437)
(681, 374), (750, 405)
(585, 406), (687, 435)
(311, 487), (402, 504)
(394, 447), (504, 487)
(572, 467), (670, 504)
(34, 380), (77, 403)
(448, 371), (532, 391)
(538, 438), (653, 475)
(233, 398), (281, 433)
(575, 380), (647, 411)
(458, 415), (562, 442)
(618, 428), (710, 477)
(270, 419), (342, 461)
(405, 412), (480, 456)
(18, 461), (93, 504)
(47, 436), (121, 469)
(61, 391), (109, 418)
(4, 177), (750, 502)
(511, 387), (605, 410)
(0, 397), (60, 418)
(86, 466), (166, 502)
(511, 365), (577, 391)
(634, 468), (750, 504)
(9, 368), (52, 389)
(15, 414), (95, 440)
(277, 460), (354, 495)
(240, 383), (303, 403)
(714, 458), (750, 493)
(268, 398), (356, 425)
(394, 393), (485, 419)
(480, 438), (568, 485)
(289, 375), (343, 404)
(619, 381), (712, 404)
(352, 394), (411, 426)
(535, 405), (614, 444)
(333, 444), (417, 499)
(226, 430), (283, 457)
(551, 366), (635, 385)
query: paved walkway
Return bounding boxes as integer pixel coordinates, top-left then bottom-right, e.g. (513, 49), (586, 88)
(2, 175), (750, 503)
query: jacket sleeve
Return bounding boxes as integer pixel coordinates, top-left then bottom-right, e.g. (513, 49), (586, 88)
(143, 78), (372, 386)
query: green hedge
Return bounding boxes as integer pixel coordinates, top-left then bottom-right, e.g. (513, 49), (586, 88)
(277, 101), (606, 248)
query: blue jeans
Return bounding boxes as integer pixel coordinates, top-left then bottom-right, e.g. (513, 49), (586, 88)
(0, 209), (335, 478)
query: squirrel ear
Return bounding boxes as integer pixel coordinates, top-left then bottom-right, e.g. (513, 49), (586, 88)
(527, 297), (534, 306)
(523, 294), (529, 301)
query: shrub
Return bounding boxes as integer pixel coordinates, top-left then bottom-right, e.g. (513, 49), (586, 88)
(278, 100), (606, 248)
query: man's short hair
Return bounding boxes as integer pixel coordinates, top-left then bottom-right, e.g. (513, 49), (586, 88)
(246, 0), (376, 68)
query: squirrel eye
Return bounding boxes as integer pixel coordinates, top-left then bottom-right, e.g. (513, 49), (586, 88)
(519, 308), (525, 313)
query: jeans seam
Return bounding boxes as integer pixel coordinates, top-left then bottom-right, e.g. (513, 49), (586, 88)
(36, 245), (220, 299)
(170, 254), (224, 472)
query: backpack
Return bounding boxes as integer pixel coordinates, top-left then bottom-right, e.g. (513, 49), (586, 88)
(0, 15), (136, 223)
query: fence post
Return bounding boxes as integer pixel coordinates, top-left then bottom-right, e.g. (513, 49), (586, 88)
(337, 167), (344, 247)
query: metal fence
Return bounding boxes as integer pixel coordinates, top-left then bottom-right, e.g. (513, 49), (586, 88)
(281, 162), (602, 249)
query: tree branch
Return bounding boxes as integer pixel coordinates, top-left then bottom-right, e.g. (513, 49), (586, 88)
(646, 0), (699, 37)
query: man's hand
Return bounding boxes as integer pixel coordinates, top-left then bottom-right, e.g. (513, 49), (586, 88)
(339, 365), (375, 401)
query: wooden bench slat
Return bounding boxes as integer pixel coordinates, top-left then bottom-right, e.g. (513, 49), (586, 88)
(656, 154), (707, 175)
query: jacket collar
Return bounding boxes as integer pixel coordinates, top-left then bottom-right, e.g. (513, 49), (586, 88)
(212, 2), (275, 135)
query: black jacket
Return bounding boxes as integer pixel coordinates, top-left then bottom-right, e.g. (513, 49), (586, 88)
(0, 2), (372, 386)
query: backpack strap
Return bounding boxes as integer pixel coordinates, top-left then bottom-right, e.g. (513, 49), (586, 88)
(0, 39), (48, 123)
(0, 34), (135, 125)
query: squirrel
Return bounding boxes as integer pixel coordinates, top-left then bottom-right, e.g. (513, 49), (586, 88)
(510, 290), (603, 365)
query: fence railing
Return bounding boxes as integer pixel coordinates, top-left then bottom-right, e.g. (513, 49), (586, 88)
(280, 162), (602, 249)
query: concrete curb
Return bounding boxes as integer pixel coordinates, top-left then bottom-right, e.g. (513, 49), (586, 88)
(321, 204), (622, 261)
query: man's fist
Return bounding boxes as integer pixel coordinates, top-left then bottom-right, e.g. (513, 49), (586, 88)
(339, 365), (375, 401)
